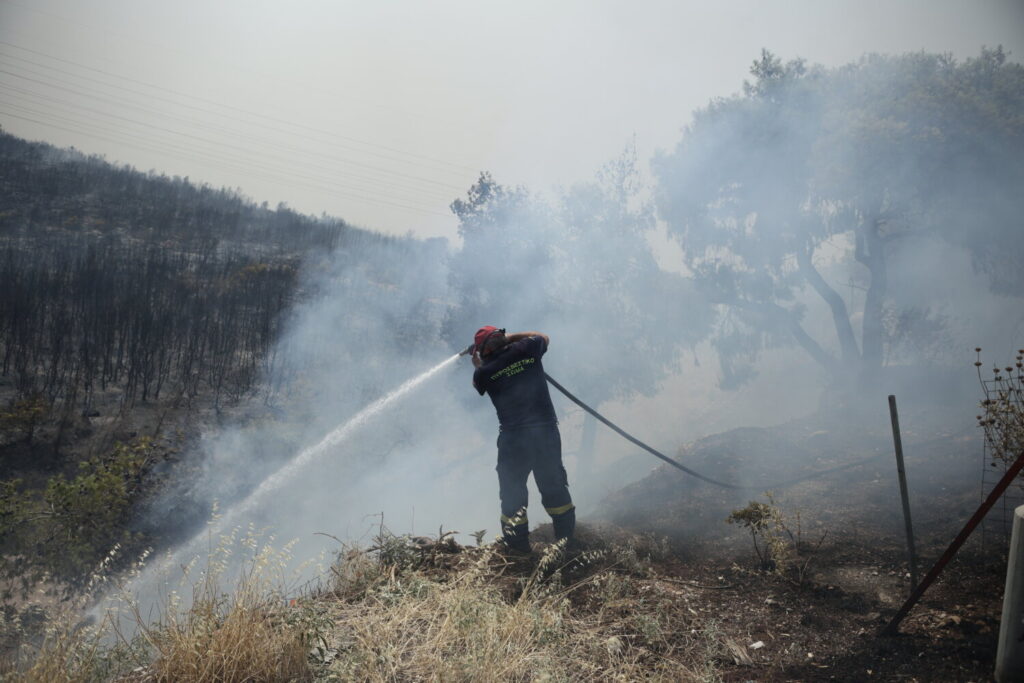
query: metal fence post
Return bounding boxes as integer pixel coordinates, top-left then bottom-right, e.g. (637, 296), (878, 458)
(888, 395), (919, 592)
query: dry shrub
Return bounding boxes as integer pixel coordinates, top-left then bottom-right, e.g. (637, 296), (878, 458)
(5, 525), (732, 682)
(5, 528), (325, 682)
(127, 531), (320, 683)
(322, 535), (724, 682)
(727, 493), (825, 584)
(976, 348), (1024, 467)
(141, 586), (310, 682)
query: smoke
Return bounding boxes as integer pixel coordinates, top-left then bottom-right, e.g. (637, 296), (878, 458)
(146, 232), (495, 543)
(117, 48), (1021, 626)
(105, 233), (500, 627)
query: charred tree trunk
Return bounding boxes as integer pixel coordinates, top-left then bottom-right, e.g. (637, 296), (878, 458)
(857, 217), (888, 382)
(797, 244), (861, 367)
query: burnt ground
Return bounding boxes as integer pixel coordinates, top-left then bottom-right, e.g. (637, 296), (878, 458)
(594, 401), (1009, 682)
(4, 376), (1011, 680)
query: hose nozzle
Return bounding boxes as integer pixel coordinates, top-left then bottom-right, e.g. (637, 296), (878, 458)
(459, 344), (475, 357)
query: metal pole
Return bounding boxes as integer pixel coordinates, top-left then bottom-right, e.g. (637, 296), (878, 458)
(888, 395), (919, 592)
(996, 505), (1024, 681)
(883, 449), (1024, 635)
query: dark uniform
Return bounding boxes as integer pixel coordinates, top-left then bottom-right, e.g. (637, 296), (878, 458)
(473, 335), (575, 550)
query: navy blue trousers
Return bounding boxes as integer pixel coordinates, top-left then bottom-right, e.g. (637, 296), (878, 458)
(496, 423), (575, 548)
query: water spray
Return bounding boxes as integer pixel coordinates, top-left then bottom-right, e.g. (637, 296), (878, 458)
(96, 347), (879, 630)
(94, 352), (463, 625)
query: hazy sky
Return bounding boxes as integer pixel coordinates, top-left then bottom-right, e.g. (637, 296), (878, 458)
(1, 0), (1021, 240)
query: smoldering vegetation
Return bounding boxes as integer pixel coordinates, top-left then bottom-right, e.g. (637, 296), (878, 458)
(0, 47), (1022, 620)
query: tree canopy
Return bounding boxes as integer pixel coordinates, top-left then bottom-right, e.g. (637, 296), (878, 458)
(654, 48), (1024, 387)
(444, 152), (711, 404)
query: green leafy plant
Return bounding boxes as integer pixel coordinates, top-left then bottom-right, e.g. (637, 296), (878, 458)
(727, 492), (825, 584)
(0, 438), (158, 595)
(0, 395), (48, 444)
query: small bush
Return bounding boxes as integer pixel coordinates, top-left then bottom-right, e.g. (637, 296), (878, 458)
(0, 395), (47, 444)
(1, 438), (158, 595)
(727, 493), (825, 583)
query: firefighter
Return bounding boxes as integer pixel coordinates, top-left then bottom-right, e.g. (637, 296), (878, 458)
(470, 326), (575, 553)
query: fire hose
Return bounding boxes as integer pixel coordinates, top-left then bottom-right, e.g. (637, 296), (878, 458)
(542, 368), (1018, 636)
(543, 373), (888, 491)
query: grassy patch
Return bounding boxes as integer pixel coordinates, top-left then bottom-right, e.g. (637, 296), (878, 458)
(317, 527), (727, 682)
(1, 526), (738, 681)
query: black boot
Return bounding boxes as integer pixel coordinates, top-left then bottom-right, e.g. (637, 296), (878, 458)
(500, 510), (531, 553)
(551, 506), (576, 542)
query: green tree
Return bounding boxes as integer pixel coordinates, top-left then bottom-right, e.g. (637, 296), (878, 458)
(0, 395), (47, 444)
(444, 157), (711, 409)
(654, 49), (1024, 387)
(444, 172), (556, 349)
(0, 438), (156, 594)
(556, 146), (711, 400)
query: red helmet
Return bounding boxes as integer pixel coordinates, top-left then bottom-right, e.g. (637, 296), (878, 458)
(474, 326), (504, 354)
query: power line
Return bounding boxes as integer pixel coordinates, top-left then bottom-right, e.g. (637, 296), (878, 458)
(0, 79), (459, 204)
(0, 60), (468, 193)
(0, 103), (452, 217)
(0, 1), (478, 165)
(0, 37), (477, 175)
(0, 9), (485, 227)
(0, 86), (454, 215)
(0, 95), (453, 218)
(0, 108), (453, 218)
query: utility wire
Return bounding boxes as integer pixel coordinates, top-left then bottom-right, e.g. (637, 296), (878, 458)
(0, 99), (451, 217)
(0, 29), (483, 227)
(0, 64), (467, 194)
(0, 64), (463, 214)
(0, 108), (452, 217)
(0, 67), (462, 201)
(0, 34), (477, 174)
(0, 47), (470, 182)
(0, 85), (457, 207)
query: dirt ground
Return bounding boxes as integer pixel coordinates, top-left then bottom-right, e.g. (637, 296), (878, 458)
(597, 401), (1009, 681)
(3, 379), (1012, 680)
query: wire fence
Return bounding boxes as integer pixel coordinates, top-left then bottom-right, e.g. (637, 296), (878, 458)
(978, 361), (1024, 551)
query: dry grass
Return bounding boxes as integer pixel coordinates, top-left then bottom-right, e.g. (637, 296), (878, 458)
(318, 529), (727, 682)
(2, 526), (734, 682)
(2, 529), (324, 682)
(3, 545), (137, 682)
(137, 583), (311, 682)
(121, 530), (322, 683)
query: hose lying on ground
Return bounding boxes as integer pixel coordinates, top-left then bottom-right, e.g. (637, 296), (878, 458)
(544, 373), (888, 491)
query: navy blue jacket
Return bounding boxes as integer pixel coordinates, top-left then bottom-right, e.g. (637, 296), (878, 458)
(473, 336), (557, 430)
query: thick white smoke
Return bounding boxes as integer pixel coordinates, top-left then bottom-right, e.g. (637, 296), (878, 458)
(122, 48), (1022, 627)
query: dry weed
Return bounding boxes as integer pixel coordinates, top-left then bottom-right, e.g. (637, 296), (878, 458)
(121, 527), (323, 682)
(4, 523), (732, 682)
(321, 533), (724, 682)
(4, 525), (327, 682)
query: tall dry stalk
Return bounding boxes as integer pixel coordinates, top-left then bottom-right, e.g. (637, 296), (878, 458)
(977, 349), (1024, 469)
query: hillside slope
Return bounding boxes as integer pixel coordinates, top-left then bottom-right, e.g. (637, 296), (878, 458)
(0, 129), (447, 594)
(5, 406), (1006, 681)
